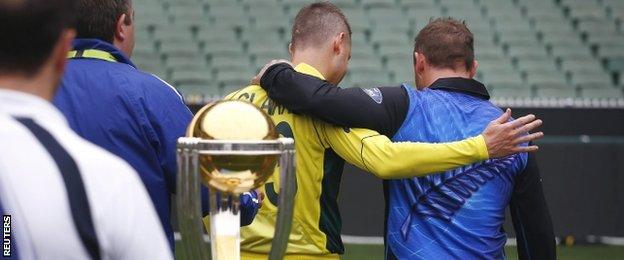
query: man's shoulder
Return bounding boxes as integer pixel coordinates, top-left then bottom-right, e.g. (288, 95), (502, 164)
(5, 112), (139, 187)
(120, 68), (183, 98)
(65, 58), (182, 97)
(225, 85), (321, 129)
(58, 125), (135, 175)
(113, 68), (189, 114)
(62, 129), (145, 199)
(224, 85), (266, 101)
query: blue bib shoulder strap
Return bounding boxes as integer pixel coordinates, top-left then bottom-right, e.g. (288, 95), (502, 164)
(67, 49), (118, 63)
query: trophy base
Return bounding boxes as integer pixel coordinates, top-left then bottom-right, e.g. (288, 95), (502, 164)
(213, 235), (238, 260)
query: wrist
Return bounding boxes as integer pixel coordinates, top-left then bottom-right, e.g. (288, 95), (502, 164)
(475, 134), (490, 160)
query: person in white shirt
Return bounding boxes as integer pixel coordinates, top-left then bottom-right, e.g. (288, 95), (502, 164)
(0, 0), (172, 259)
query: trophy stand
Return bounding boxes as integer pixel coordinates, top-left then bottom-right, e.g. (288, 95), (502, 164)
(176, 138), (296, 260)
(208, 191), (240, 260)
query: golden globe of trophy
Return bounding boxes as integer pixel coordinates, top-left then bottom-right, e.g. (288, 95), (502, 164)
(188, 100), (279, 195)
(176, 100), (296, 260)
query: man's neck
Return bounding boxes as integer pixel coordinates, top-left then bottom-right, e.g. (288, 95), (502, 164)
(291, 49), (332, 81)
(422, 68), (471, 88)
(0, 73), (55, 101)
(112, 39), (130, 57)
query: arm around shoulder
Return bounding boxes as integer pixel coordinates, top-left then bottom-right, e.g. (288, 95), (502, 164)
(321, 124), (490, 179)
(361, 134), (490, 179)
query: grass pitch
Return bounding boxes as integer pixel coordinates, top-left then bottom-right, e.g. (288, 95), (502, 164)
(175, 242), (624, 259)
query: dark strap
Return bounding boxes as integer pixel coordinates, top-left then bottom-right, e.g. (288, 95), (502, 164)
(67, 49), (117, 62)
(15, 118), (101, 260)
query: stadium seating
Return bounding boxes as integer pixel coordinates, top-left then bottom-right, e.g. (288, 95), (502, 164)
(132, 0), (624, 104)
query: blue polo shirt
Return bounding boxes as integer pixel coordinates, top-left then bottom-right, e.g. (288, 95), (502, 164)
(386, 79), (528, 259)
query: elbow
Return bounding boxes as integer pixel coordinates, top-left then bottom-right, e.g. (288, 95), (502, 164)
(362, 151), (407, 179)
(296, 98), (315, 110)
(367, 163), (401, 179)
(368, 162), (425, 179)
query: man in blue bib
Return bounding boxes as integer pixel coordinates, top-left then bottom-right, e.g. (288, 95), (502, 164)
(257, 18), (555, 259)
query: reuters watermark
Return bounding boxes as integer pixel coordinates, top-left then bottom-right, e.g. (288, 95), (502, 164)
(3, 215), (10, 257)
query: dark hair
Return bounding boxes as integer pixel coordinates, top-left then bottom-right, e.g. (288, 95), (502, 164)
(290, 1), (352, 50)
(0, 0), (76, 75)
(414, 17), (475, 71)
(76, 0), (132, 43)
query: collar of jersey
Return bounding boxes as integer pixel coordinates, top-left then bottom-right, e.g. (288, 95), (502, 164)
(428, 77), (490, 100)
(70, 38), (136, 68)
(294, 63), (326, 80)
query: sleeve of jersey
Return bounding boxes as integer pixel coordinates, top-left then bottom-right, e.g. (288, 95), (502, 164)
(509, 152), (556, 259)
(260, 63), (408, 136)
(321, 124), (490, 179)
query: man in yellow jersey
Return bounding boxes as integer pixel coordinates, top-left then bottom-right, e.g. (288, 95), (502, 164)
(213, 3), (542, 259)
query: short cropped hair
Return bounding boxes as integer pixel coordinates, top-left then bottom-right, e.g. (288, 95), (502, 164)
(76, 0), (132, 43)
(0, 0), (76, 75)
(290, 1), (352, 50)
(414, 18), (475, 71)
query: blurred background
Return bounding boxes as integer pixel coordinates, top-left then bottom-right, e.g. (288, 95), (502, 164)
(130, 0), (624, 258)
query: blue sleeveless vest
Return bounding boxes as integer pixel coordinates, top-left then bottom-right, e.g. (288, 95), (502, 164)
(386, 84), (528, 259)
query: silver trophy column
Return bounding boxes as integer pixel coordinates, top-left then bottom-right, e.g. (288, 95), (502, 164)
(176, 138), (296, 260)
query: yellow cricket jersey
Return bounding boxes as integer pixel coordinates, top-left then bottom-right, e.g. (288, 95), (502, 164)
(205, 63), (490, 260)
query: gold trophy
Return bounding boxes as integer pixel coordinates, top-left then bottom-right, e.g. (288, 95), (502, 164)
(177, 100), (296, 260)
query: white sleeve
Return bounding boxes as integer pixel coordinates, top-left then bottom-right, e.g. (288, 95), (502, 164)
(99, 161), (173, 260)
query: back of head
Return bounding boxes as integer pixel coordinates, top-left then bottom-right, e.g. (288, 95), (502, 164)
(75, 0), (132, 43)
(0, 0), (76, 76)
(414, 18), (475, 71)
(290, 1), (351, 51)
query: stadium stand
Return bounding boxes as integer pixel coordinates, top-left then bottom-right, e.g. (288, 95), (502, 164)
(132, 0), (624, 106)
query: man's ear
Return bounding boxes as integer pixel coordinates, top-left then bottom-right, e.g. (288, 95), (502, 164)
(288, 42), (294, 58)
(114, 13), (128, 42)
(415, 52), (426, 74)
(53, 29), (76, 74)
(333, 32), (346, 54)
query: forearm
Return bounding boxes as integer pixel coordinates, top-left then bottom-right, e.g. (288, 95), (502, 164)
(260, 63), (315, 112)
(324, 124), (490, 179)
(510, 200), (556, 260)
(260, 63), (369, 126)
(510, 154), (556, 260)
(361, 135), (490, 178)
(260, 63), (408, 135)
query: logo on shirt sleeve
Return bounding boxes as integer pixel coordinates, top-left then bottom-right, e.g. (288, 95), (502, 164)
(361, 87), (383, 104)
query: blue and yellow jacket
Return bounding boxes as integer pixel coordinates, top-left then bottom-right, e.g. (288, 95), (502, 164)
(53, 39), (259, 250)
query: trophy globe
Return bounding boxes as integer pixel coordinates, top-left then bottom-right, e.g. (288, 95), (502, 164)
(187, 100), (278, 195)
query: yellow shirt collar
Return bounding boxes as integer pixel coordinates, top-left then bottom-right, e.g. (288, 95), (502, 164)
(294, 63), (326, 80)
